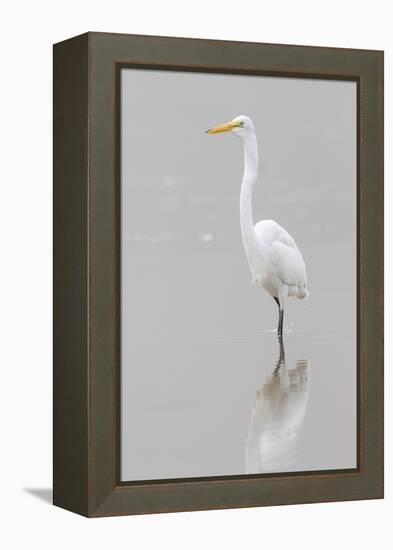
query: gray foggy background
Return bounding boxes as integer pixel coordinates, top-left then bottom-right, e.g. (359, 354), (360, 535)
(121, 69), (357, 481)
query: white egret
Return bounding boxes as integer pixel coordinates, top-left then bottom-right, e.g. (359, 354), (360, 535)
(206, 115), (308, 338)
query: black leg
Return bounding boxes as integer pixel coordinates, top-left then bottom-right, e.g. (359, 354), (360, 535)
(278, 335), (285, 364)
(278, 308), (284, 339)
(273, 297), (284, 339)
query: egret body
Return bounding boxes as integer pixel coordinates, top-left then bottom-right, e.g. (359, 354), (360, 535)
(207, 115), (308, 338)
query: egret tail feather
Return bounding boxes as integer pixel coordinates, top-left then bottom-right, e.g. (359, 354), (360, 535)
(297, 286), (309, 299)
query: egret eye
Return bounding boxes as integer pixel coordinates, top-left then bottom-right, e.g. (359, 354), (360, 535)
(240, 121), (245, 127)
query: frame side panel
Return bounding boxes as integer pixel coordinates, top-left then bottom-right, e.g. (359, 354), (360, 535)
(53, 33), (89, 516)
(359, 51), (384, 496)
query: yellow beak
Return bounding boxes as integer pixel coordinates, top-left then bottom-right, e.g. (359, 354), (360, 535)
(206, 120), (239, 134)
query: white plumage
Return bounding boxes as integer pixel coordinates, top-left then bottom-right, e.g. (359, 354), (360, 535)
(252, 219), (308, 299)
(207, 115), (308, 337)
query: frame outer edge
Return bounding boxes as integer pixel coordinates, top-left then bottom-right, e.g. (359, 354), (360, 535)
(83, 33), (384, 516)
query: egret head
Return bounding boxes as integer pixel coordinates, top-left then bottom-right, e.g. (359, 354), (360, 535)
(206, 115), (255, 139)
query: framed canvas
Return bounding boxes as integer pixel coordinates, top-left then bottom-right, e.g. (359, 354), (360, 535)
(53, 32), (384, 517)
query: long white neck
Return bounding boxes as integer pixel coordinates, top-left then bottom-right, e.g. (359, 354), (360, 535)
(240, 132), (259, 257)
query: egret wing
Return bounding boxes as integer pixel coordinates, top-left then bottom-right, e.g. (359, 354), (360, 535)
(254, 220), (307, 288)
(271, 241), (307, 287)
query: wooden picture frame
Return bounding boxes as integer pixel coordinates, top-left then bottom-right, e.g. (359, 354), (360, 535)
(53, 32), (383, 517)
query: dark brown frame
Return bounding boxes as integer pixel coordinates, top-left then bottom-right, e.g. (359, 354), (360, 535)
(53, 32), (384, 517)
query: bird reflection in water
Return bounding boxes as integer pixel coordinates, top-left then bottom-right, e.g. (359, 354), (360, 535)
(245, 339), (310, 474)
